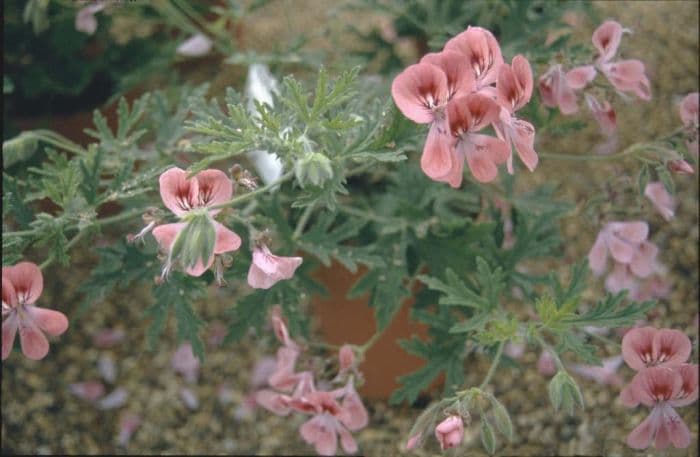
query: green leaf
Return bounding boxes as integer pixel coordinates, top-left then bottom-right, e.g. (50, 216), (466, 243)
(638, 164), (650, 198)
(481, 417), (497, 455)
(560, 292), (655, 328)
(487, 394), (513, 441)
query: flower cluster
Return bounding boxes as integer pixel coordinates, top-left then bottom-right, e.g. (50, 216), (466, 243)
(619, 327), (697, 450)
(539, 20), (651, 139)
(391, 26), (538, 185)
(2, 262), (68, 360)
(587, 221), (661, 294)
(254, 307), (368, 456)
(680, 92), (699, 157)
(133, 167), (302, 288)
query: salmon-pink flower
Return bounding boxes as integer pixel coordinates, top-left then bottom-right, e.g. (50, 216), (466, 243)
(587, 221), (651, 276)
(538, 64), (595, 115)
(644, 182), (676, 221)
(291, 382), (368, 456)
(435, 415), (464, 450)
(247, 244), (303, 289)
(2, 262), (69, 360)
(495, 55), (538, 173)
(537, 349), (557, 377)
(443, 26), (504, 89)
(604, 262), (639, 294)
(419, 51), (476, 101)
(391, 62), (455, 181)
(620, 365), (697, 450)
(69, 381), (106, 402)
(569, 355), (624, 387)
(585, 93), (617, 136)
(445, 93), (509, 183)
(621, 327), (691, 371)
(152, 167), (241, 277)
(117, 412), (142, 447)
(592, 20), (651, 101)
(170, 342), (200, 384)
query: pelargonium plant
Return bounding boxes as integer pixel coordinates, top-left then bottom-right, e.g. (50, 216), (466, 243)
(2, 1), (698, 455)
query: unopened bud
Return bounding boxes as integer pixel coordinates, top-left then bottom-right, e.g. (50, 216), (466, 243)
(294, 152), (333, 188)
(667, 159), (695, 175)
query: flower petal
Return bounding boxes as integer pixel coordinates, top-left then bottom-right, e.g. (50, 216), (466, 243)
(391, 63), (448, 124)
(510, 118), (538, 171)
(447, 94), (501, 134)
(630, 242), (658, 278)
(608, 221), (648, 244)
(195, 169), (233, 214)
(662, 406), (692, 449)
(337, 424), (358, 454)
(652, 329), (691, 368)
(18, 320), (50, 360)
(176, 33), (213, 57)
(213, 221), (242, 254)
(605, 263), (637, 294)
(588, 231), (609, 276)
(25, 305), (68, 337)
(566, 65), (597, 90)
(152, 223), (188, 252)
(3, 261), (43, 305)
(2, 314), (18, 360)
(444, 26), (504, 87)
(462, 140), (499, 183)
(626, 408), (659, 449)
(644, 182), (675, 221)
(622, 326), (657, 370)
(255, 389), (291, 416)
(420, 51), (475, 99)
(592, 20), (625, 63)
(669, 363), (699, 407)
(300, 415), (338, 457)
(421, 123), (455, 179)
(2, 276), (17, 308)
(159, 168), (198, 217)
(340, 386), (369, 431)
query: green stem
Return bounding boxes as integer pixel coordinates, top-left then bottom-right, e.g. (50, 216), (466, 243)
(39, 229), (87, 271)
(30, 132), (87, 156)
(479, 341), (505, 390)
(211, 171), (294, 211)
(338, 204), (406, 227)
(534, 332), (567, 372)
(292, 203), (315, 240)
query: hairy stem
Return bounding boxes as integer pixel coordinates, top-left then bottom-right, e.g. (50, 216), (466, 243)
(210, 171), (294, 211)
(479, 341), (505, 390)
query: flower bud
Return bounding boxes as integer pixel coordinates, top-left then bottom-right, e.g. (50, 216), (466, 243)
(338, 344), (355, 372)
(435, 415), (464, 450)
(294, 152), (334, 188)
(170, 214), (217, 270)
(3, 133), (38, 167)
(548, 371), (584, 415)
(667, 159), (694, 175)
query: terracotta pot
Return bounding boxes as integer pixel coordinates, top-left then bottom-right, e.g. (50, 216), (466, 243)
(311, 261), (436, 400)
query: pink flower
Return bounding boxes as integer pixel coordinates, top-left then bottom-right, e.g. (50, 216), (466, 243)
(443, 26), (504, 89)
(495, 55), (538, 173)
(537, 349), (557, 377)
(592, 20), (651, 101)
(338, 344), (355, 374)
(2, 262), (69, 360)
(170, 342), (200, 384)
(604, 262), (639, 294)
(621, 327), (691, 371)
(75, 2), (106, 35)
(568, 355), (624, 387)
(585, 93), (617, 136)
(289, 381), (368, 456)
(117, 412), (142, 447)
(247, 244), (303, 289)
(538, 64), (596, 115)
(644, 182), (676, 221)
(587, 221), (653, 276)
(620, 365), (697, 449)
(176, 33), (213, 57)
(444, 93), (509, 183)
(419, 51), (476, 101)
(152, 167), (241, 277)
(69, 381), (106, 402)
(92, 328), (125, 348)
(630, 274), (672, 301)
(406, 434), (422, 450)
(434, 415), (464, 450)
